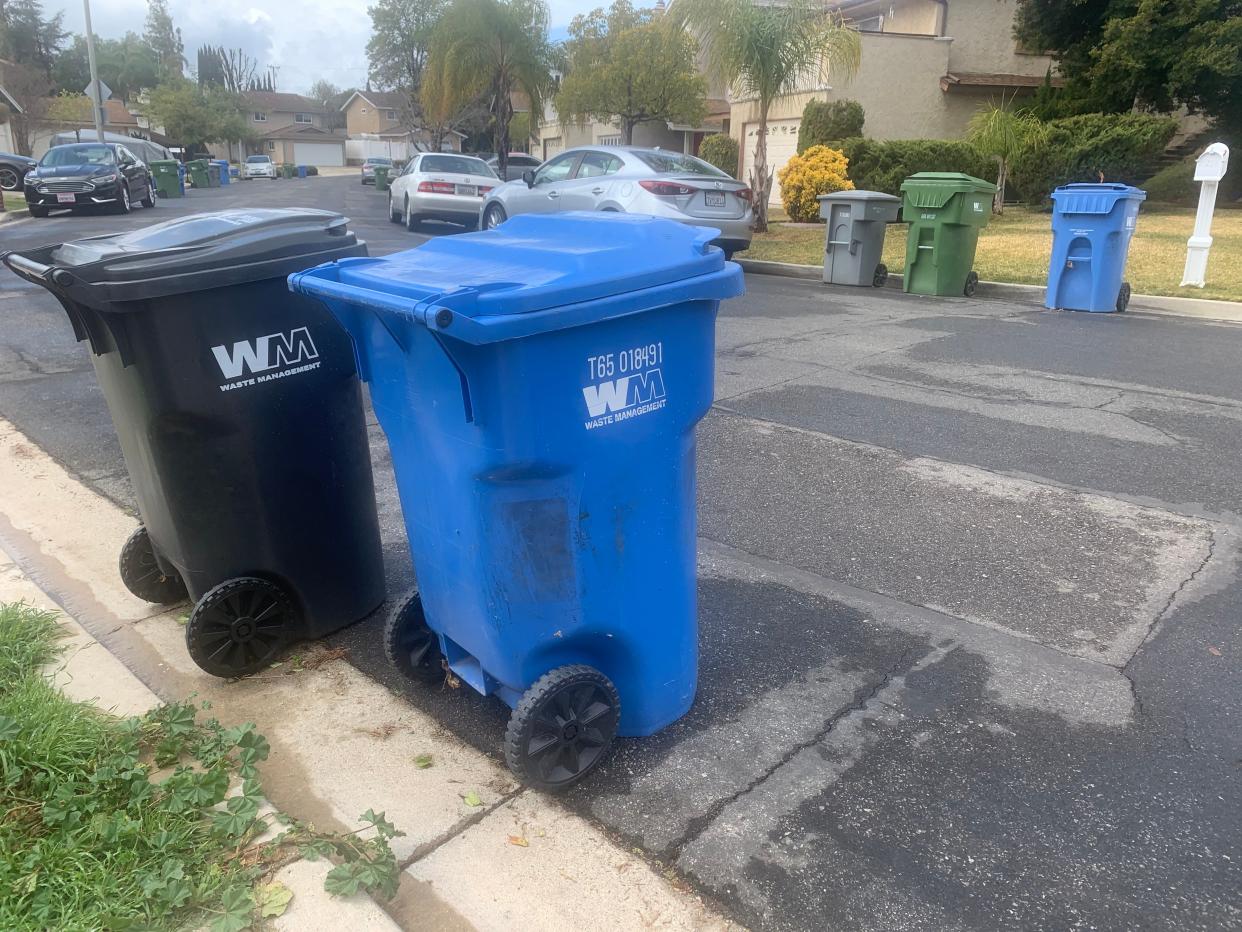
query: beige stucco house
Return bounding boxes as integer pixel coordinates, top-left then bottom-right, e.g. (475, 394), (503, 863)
(733, 0), (1056, 202)
(339, 90), (464, 164)
(536, 96), (730, 161)
(237, 91), (346, 166)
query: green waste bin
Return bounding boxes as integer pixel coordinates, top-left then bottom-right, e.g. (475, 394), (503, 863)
(281, 163), (296, 179)
(150, 159), (182, 199)
(899, 172), (997, 297)
(186, 159), (211, 189)
(373, 165), (390, 191)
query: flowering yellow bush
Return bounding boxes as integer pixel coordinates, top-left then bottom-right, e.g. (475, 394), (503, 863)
(777, 145), (854, 222)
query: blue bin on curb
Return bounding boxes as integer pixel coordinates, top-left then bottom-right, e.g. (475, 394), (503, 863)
(290, 213), (744, 790)
(297, 165), (308, 178)
(1045, 183), (1146, 313)
(212, 160), (230, 185)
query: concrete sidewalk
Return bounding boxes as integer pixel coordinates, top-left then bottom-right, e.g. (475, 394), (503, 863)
(0, 417), (737, 932)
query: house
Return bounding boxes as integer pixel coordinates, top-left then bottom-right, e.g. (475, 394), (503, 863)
(237, 91), (346, 166)
(339, 89), (463, 164)
(536, 97), (730, 161)
(30, 98), (171, 158)
(732, 0), (1058, 203)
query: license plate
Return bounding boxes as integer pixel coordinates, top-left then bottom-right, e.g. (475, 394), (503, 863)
(705, 191), (726, 207)
(56, 193), (76, 204)
(456, 184), (477, 197)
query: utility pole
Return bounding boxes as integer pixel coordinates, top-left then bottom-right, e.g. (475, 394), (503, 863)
(83, 0), (106, 142)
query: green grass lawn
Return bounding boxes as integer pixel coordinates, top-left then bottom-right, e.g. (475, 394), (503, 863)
(746, 205), (1242, 303)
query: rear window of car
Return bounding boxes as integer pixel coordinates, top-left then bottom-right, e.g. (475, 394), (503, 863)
(365, 158), (392, 165)
(420, 155), (497, 178)
(635, 151), (729, 178)
(246, 156), (271, 163)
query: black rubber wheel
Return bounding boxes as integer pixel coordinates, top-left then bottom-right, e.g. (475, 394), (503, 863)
(118, 526), (186, 604)
(382, 591), (444, 683)
(482, 203), (506, 230)
(403, 197), (420, 232)
(186, 577), (295, 678)
(963, 271), (979, 297)
(873, 263), (889, 288)
(1116, 282), (1131, 313)
(388, 193), (401, 224)
(504, 665), (620, 791)
(140, 180), (155, 208)
(0, 167), (19, 190)
(115, 183), (131, 214)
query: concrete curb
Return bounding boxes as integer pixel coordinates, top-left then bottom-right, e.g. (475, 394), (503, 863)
(736, 258), (1242, 323)
(0, 416), (740, 932)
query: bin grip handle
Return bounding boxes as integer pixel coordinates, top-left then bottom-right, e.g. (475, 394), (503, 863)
(1, 251), (52, 282)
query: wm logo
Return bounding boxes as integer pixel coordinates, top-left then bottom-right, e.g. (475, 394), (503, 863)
(212, 328), (318, 380)
(583, 369), (666, 417)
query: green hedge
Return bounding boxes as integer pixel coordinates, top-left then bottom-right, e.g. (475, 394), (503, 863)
(1009, 113), (1177, 205)
(1141, 159), (1196, 204)
(797, 100), (864, 153)
(698, 133), (738, 178)
(838, 138), (994, 196)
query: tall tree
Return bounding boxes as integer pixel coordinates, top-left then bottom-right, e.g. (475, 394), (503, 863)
(422, 0), (553, 178)
(366, 0), (447, 130)
(0, 60), (51, 154)
(0, 0), (66, 74)
(308, 79), (349, 129)
(197, 46), (262, 94)
(673, 0), (860, 231)
(148, 77), (251, 149)
(556, 0), (706, 145)
(143, 0), (183, 79)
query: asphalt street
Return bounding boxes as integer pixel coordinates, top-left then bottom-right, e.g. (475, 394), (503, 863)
(1, 176), (1239, 931)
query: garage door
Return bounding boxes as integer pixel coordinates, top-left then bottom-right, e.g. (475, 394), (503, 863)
(292, 142), (344, 167)
(543, 136), (563, 160)
(740, 118), (801, 205)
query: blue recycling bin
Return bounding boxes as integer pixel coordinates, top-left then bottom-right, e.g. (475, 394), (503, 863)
(297, 164), (308, 178)
(1045, 183), (1146, 313)
(290, 213), (744, 789)
(212, 159), (230, 185)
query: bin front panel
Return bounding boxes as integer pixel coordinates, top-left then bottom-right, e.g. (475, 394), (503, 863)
(1045, 186), (1145, 312)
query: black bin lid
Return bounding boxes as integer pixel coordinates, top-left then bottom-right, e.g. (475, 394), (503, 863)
(9, 208), (362, 307)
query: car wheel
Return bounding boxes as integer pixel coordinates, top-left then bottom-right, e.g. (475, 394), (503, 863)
(141, 180), (156, 208)
(115, 184), (131, 214)
(482, 203), (506, 230)
(388, 193), (401, 223)
(0, 166), (19, 191)
(404, 197), (419, 232)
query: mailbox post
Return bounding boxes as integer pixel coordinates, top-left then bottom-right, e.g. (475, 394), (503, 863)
(1180, 143), (1230, 288)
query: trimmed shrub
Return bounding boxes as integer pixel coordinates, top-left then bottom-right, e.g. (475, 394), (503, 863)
(777, 145), (854, 222)
(1009, 112), (1177, 205)
(699, 133), (739, 178)
(1142, 158), (1196, 204)
(838, 138), (992, 196)
(797, 99), (865, 153)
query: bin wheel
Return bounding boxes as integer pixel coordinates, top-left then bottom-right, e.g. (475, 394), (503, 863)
(119, 526), (186, 604)
(186, 577), (295, 678)
(873, 263), (889, 288)
(504, 665), (620, 792)
(1116, 282), (1131, 313)
(964, 271), (979, 297)
(383, 591), (444, 684)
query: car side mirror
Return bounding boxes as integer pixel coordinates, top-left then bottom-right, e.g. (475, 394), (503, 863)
(522, 169), (536, 188)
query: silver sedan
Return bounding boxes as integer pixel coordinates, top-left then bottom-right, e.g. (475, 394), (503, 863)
(387, 153), (500, 231)
(479, 146), (753, 257)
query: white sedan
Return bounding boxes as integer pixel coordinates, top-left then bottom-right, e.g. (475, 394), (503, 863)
(387, 153), (500, 231)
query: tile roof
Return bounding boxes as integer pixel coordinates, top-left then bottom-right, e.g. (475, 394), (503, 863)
(245, 91), (325, 113)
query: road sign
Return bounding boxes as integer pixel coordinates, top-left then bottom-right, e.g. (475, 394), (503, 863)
(83, 78), (111, 103)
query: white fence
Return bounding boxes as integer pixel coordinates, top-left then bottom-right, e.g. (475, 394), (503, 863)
(345, 138), (413, 165)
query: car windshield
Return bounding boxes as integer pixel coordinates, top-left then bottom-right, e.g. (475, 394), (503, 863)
(635, 151), (729, 178)
(41, 145), (115, 167)
(246, 156), (270, 163)
(365, 158), (392, 165)
(420, 155), (496, 178)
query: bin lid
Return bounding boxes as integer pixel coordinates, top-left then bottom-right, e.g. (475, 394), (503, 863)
(4, 209), (362, 305)
(900, 172), (997, 208)
(1050, 183), (1147, 214)
(817, 190), (900, 203)
(328, 212), (727, 318)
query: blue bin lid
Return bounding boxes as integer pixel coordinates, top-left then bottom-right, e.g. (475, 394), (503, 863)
(1051, 183), (1146, 214)
(331, 212), (727, 316)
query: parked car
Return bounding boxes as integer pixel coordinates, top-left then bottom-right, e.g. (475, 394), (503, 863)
(23, 142), (155, 217)
(387, 152), (500, 231)
(485, 152), (542, 182)
(241, 154), (277, 180)
(0, 152), (37, 191)
(360, 156), (393, 185)
(479, 146), (753, 257)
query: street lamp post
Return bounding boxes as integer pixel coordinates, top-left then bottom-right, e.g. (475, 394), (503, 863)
(83, 0), (106, 143)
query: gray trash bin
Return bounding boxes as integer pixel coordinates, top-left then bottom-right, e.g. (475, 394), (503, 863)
(818, 190), (902, 287)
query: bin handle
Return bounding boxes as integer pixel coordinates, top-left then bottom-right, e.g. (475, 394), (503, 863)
(1, 251), (53, 282)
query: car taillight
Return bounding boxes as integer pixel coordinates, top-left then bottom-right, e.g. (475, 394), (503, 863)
(639, 179), (696, 197)
(478, 186), (493, 195)
(734, 188), (753, 203)
(417, 181), (456, 194)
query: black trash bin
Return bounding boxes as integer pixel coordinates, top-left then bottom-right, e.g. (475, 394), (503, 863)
(3, 209), (386, 677)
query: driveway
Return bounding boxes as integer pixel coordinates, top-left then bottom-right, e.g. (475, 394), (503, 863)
(1, 176), (1239, 931)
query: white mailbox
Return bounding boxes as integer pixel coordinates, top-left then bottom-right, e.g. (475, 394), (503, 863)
(1181, 143), (1231, 288)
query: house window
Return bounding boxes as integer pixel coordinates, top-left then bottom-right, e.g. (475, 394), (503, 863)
(253, 111), (267, 122)
(294, 113), (313, 124)
(598, 134), (622, 145)
(266, 140), (276, 151)
(384, 109), (398, 121)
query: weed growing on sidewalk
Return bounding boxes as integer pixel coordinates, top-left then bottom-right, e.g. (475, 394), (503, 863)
(0, 602), (404, 930)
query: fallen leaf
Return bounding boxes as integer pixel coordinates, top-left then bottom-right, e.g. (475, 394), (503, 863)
(303, 645), (349, 670)
(255, 881), (293, 918)
(414, 753), (434, 769)
(1208, 646), (1223, 656)
(507, 835), (529, 847)
(177, 613), (189, 626)
(462, 791), (483, 807)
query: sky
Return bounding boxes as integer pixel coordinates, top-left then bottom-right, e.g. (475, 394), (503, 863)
(47, 0), (579, 96)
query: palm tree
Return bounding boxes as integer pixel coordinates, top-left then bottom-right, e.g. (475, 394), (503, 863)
(422, 0), (553, 180)
(966, 99), (1047, 214)
(673, 0), (860, 232)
